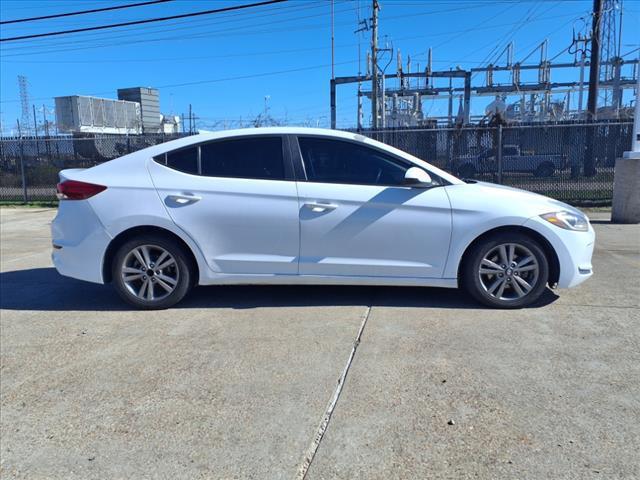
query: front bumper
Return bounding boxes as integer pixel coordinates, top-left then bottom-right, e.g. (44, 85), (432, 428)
(523, 216), (595, 289)
(51, 201), (111, 284)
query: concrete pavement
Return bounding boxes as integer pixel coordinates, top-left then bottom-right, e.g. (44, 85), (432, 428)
(1, 207), (638, 479)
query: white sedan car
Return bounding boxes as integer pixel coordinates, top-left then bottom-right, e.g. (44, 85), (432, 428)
(52, 127), (594, 309)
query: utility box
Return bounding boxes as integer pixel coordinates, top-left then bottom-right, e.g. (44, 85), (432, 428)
(117, 87), (161, 134)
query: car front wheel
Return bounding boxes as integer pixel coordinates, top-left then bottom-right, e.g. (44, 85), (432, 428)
(462, 233), (549, 308)
(112, 235), (193, 309)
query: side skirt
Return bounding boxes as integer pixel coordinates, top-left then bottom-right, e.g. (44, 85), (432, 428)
(198, 273), (458, 288)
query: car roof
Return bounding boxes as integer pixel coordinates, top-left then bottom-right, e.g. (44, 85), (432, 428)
(146, 127), (371, 156)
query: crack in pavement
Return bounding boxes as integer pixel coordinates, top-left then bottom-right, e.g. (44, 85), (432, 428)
(295, 305), (372, 480)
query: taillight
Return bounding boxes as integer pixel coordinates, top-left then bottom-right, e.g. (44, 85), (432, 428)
(56, 180), (107, 200)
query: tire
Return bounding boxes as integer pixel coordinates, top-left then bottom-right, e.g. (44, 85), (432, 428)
(461, 233), (549, 309)
(111, 234), (193, 309)
(458, 163), (476, 179)
(534, 162), (555, 177)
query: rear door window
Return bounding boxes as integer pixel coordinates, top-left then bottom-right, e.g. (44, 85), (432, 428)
(162, 147), (198, 175)
(200, 137), (285, 180)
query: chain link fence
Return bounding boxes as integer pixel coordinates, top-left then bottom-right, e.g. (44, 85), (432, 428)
(0, 133), (189, 202)
(0, 121), (633, 205)
(364, 121), (633, 206)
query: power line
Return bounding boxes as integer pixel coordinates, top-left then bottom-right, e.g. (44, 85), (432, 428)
(0, 0), (329, 49)
(0, 59), (360, 104)
(0, 0), (335, 53)
(408, 10), (579, 62)
(1, 0), (510, 52)
(8, 15), (584, 65)
(0, 1), (113, 13)
(512, 10), (583, 61)
(621, 47), (639, 58)
(460, 1), (573, 78)
(409, 0), (522, 60)
(0, 1), (505, 56)
(0, 0), (173, 25)
(477, 1), (545, 70)
(147, 60), (358, 90)
(1, 45), (336, 65)
(0, 0), (288, 42)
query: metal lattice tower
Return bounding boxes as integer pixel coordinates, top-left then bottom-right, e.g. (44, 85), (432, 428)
(17, 75), (31, 136)
(599, 0), (622, 106)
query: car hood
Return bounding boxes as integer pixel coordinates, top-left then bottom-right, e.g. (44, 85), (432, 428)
(445, 181), (585, 219)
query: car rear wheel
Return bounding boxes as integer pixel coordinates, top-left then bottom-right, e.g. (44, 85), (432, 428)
(462, 233), (549, 308)
(112, 235), (193, 309)
(534, 162), (555, 177)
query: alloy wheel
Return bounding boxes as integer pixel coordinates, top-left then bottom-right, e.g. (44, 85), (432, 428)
(120, 244), (179, 301)
(478, 243), (540, 301)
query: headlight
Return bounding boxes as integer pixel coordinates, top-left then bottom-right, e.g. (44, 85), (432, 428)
(541, 211), (589, 232)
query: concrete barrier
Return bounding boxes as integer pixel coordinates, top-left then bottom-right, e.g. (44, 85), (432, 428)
(612, 152), (640, 224)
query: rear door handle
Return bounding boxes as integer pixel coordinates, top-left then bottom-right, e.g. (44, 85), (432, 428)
(166, 194), (201, 205)
(304, 202), (337, 213)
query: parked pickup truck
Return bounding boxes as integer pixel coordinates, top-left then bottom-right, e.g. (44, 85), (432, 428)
(455, 145), (566, 178)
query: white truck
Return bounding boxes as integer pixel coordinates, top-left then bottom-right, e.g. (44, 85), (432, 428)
(456, 145), (567, 178)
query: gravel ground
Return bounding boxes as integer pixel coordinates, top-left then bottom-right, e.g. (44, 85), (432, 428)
(1, 207), (638, 479)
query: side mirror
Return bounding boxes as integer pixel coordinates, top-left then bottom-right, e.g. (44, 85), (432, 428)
(403, 167), (432, 187)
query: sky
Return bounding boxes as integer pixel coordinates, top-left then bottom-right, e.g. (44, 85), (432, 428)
(0, 0), (639, 134)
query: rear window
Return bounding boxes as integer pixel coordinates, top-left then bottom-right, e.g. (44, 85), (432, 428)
(155, 147), (198, 175)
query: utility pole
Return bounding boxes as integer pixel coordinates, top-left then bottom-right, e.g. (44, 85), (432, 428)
(631, 70), (640, 156)
(17, 119), (28, 203)
(32, 105), (38, 137)
(355, 0), (364, 131)
(631, 72), (640, 154)
(585, 0), (603, 177)
(448, 70), (453, 125)
(371, 0), (379, 129)
(32, 104), (39, 155)
(586, 0), (602, 121)
(188, 104), (193, 134)
(578, 35), (587, 114)
(42, 105), (49, 136)
(42, 104), (51, 159)
(331, 0), (335, 80)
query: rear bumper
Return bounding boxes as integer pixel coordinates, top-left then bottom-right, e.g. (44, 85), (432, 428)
(523, 216), (595, 289)
(51, 201), (111, 284)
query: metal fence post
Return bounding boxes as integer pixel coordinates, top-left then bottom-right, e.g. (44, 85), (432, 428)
(19, 138), (28, 203)
(496, 123), (503, 184)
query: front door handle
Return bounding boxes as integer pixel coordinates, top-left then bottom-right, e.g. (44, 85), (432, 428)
(166, 194), (201, 205)
(304, 202), (337, 213)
